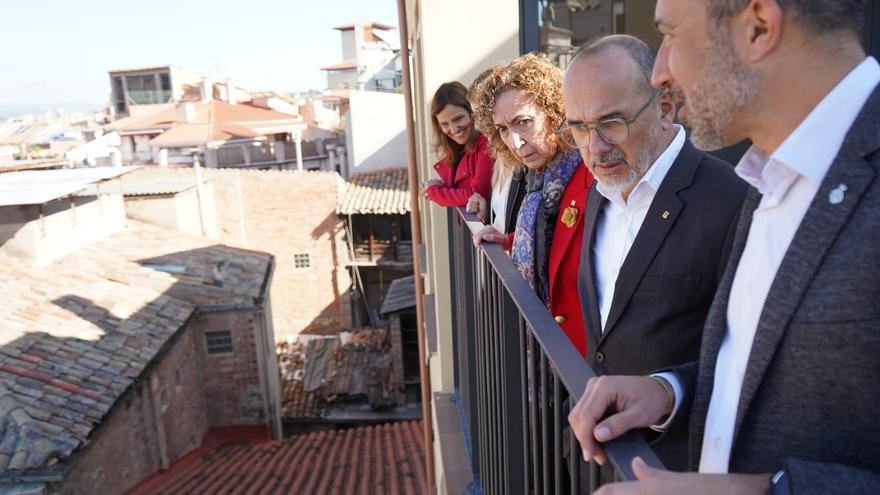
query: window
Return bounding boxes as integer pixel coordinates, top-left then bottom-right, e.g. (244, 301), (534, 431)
(205, 330), (234, 355)
(294, 253), (311, 269)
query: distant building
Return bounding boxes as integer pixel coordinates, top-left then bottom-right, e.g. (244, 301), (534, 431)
(321, 21), (401, 92)
(103, 99), (313, 168)
(0, 168), (281, 494)
(108, 65), (252, 119)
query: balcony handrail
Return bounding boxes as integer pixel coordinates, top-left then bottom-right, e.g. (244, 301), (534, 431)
(452, 206), (664, 488)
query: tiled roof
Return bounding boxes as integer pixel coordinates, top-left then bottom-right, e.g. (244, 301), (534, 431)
(131, 420), (427, 495)
(333, 21), (396, 30)
(0, 124), (55, 146)
(380, 275), (415, 316)
(0, 221), (272, 476)
(279, 329), (400, 419)
(338, 168), (410, 215)
(320, 59), (358, 71)
(105, 100), (302, 147)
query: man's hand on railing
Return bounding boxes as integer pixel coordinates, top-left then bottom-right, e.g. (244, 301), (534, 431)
(466, 192), (489, 223)
(473, 225), (511, 251)
(593, 458), (772, 495)
(567, 376), (670, 466)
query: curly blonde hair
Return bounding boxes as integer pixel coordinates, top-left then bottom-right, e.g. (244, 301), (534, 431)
(472, 52), (571, 167)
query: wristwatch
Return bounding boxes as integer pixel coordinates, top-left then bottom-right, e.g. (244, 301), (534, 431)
(769, 469), (791, 495)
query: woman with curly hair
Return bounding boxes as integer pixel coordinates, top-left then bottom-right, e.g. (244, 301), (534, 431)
(421, 81), (494, 207)
(472, 53), (594, 357)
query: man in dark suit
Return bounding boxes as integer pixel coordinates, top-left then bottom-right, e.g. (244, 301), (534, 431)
(568, 1), (880, 494)
(560, 35), (747, 469)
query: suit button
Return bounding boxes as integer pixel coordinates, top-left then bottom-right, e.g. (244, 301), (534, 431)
(595, 351), (605, 363)
(554, 315), (566, 324)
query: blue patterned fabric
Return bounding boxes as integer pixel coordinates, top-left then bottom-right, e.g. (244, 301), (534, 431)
(511, 148), (582, 304)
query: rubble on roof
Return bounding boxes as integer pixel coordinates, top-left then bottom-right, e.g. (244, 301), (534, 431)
(278, 328), (401, 419)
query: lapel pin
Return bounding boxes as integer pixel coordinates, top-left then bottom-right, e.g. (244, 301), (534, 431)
(829, 184), (848, 205)
(662, 210), (670, 219)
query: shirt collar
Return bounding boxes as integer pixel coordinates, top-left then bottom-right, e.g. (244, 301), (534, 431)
(597, 124), (686, 208)
(736, 57), (880, 197)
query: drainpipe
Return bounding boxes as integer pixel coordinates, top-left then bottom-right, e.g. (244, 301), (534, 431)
(396, 0), (435, 490)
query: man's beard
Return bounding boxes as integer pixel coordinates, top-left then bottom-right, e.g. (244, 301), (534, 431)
(589, 124), (661, 194)
(687, 29), (758, 151)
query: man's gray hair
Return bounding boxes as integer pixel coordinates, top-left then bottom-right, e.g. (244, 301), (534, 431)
(708, 0), (862, 35)
(571, 34), (655, 94)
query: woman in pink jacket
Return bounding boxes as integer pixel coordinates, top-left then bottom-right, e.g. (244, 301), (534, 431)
(421, 82), (494, 206)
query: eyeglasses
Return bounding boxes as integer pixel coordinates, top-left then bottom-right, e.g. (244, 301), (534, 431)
(556, 88), (664, 148)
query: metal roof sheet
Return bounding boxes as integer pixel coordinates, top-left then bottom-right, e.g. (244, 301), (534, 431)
(0, 167), (139, 207)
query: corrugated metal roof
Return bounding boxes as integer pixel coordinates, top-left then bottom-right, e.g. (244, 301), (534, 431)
(119, 176), (204, 196)
(131, 421), (427, 495)
(380, 275), (415, 316)
(0, 166), (138, 207)
(338, 168), (410, 215)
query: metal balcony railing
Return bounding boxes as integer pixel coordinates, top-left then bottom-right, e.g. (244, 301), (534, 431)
(447, 207), (664, 494)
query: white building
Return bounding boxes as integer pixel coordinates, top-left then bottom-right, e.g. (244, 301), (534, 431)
(321, 21), (401, 92)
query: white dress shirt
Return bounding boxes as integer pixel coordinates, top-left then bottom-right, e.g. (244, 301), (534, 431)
(593, 125), (686, 331)
(694, 57), (880, 473)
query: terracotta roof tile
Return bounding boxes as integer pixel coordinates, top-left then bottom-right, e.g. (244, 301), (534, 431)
(338, 168), (410, 215)
(0, 221), (272, 475)
(134, 421), (426, 495)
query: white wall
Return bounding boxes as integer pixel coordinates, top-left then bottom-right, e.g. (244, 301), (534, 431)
(344, 90), (406, 176)
(406, 0), (519, 395)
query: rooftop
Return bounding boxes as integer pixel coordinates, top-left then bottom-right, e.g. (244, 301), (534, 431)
(333, 21), (396, 31)
(0, 221), (272, 477)
(338, 168), (410, 216)
(129, 420), (426, 495)
(105, 100), (303, 147)
(380, 275), (416, 316)
(320, 59), (358, 71)
(0, 166), (137, 207)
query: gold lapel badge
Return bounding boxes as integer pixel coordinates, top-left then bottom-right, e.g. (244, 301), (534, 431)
(662, 210), (670, 220)
(561, 200), (578, 228)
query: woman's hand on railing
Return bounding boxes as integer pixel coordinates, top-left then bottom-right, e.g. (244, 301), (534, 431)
(466, 193), (489, 223)
(473, 225), (511, 251)
(421, 179), (443, 196)
(567, 375), (670, 466)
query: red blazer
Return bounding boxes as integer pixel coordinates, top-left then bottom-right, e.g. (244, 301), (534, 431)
(425, 134), (494, 206)
(548, 164), (594, 357)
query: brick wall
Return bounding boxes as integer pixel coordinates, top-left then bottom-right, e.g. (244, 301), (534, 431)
(125, 168), (353, 341)
(54, 307), (275, 494)
(54, 324), (209, 495)
(194, 309), (268, 426)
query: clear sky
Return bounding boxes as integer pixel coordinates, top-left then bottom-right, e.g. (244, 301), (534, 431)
(0, 0), (399, 108)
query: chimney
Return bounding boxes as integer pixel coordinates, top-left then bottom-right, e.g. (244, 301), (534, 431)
(200, 77), (213, 102)
(176, 102), (196, 124)
(224, 81), (237, 105)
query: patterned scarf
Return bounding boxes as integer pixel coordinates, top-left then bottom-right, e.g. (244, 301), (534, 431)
(511, 148), (582, 305)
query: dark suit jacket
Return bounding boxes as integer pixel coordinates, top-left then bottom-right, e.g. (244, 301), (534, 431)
(577, 139), (747, 470)
(672, 83), (880, 493)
